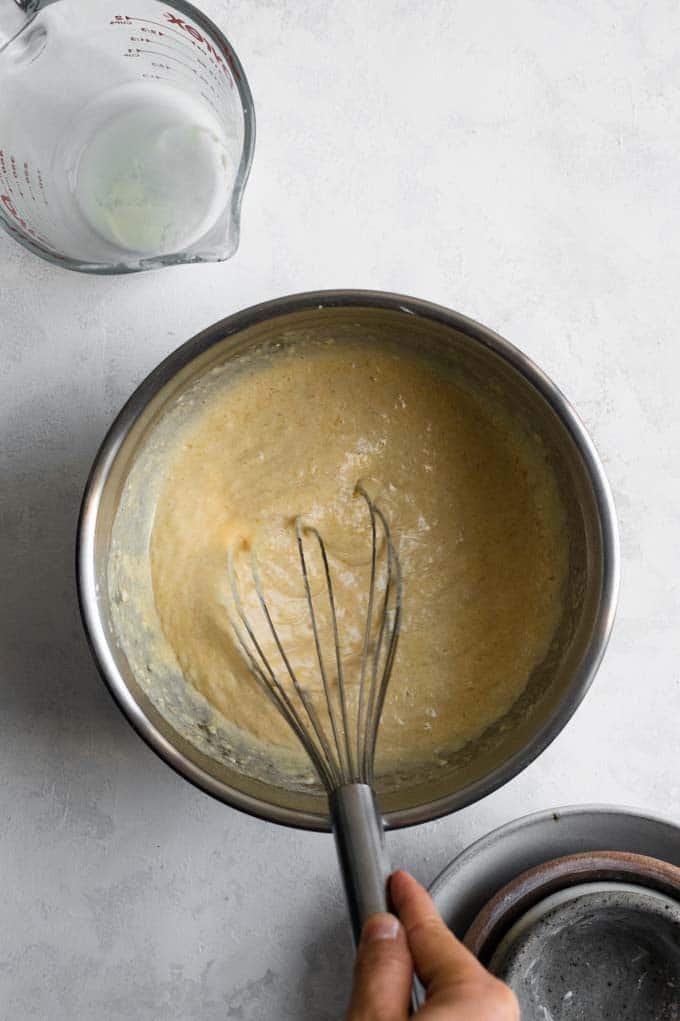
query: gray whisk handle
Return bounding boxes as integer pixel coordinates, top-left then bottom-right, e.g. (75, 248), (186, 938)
(330, 783), (391, 944)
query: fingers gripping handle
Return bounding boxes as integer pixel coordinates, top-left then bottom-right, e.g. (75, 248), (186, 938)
(330, 783), (391, 944)
(331, 785), (418, 1015)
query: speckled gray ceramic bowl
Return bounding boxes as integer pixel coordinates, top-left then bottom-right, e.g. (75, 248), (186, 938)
(420, 806), (680, 1014)
(489, 881), (680, 1021)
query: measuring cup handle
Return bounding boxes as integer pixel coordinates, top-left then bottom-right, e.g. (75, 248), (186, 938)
(16, 1), (59, 12)
(0, 1), (27, 49)
(0, 1), (57, 50)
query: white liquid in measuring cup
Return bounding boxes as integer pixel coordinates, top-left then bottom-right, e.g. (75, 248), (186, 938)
(67, 82), (231, 256)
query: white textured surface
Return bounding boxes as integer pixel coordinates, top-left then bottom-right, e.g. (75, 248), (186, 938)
(2, 1), (679, 1017)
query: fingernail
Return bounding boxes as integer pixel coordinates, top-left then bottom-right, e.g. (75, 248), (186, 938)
(361, 914), (401, 943)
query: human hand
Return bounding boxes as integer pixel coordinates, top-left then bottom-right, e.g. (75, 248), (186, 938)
(346, 870), (519, 1020)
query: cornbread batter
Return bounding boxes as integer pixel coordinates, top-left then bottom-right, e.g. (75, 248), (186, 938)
(149, 341), (568, 775)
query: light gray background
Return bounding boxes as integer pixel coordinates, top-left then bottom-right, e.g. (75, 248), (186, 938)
(2, 1), (679, 1017)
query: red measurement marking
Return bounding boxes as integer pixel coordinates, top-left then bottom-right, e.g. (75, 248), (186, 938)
(162, 11), (239, 85)
(136, 48), (196, 74)
(119, 15), (236, 94)
(0, 193), (56, 252)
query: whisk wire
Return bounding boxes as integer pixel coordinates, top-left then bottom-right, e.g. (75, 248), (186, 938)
(226, 486), (402, 794)
(248, 547), (343, 790)
(363, 502), (402, 786)
(354, 491), (402, 783)
(296, 521), (354, 783)
(227, 546), (337, 789)
(355, 485), (378, 780)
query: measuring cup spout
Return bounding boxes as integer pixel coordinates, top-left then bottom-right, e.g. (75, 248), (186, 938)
(0, 1), (30, 50)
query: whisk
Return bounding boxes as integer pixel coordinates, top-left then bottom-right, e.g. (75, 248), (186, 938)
(226, 483), (402, 941)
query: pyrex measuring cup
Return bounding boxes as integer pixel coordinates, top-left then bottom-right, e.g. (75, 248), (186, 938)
(0, 0), (254, 273)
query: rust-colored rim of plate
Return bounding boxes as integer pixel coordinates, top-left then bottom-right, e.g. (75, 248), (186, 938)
(465, 850), (680, 964)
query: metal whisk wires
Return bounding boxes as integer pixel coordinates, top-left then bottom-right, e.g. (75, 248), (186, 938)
(226, 485), (402, 792)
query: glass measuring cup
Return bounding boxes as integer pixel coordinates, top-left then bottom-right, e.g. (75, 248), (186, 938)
(0, 0), (254, 273)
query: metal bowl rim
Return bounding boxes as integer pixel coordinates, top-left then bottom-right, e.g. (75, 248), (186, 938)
(76, 289), (621, 831)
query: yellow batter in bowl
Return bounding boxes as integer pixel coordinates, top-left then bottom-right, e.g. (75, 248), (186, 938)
(148, 338), (568, 778)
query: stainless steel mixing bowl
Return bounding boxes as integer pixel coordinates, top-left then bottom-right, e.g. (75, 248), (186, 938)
(77, 290), (620, 831)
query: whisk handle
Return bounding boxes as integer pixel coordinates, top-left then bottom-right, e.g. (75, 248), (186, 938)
(330, 783), (391, 944)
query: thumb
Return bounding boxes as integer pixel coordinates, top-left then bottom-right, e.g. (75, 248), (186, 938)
(390, 870), (488, 994)
(346, 913), (413, 1021)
